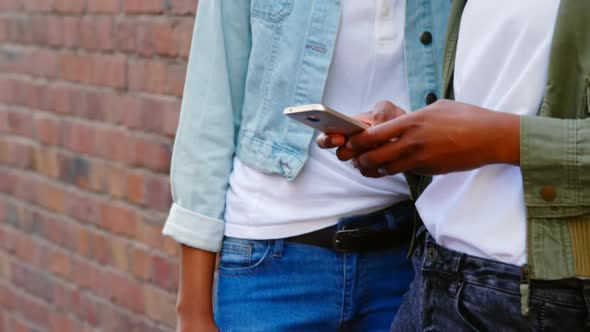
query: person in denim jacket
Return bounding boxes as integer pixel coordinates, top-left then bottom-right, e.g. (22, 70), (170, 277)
(162, 1), (449, 331)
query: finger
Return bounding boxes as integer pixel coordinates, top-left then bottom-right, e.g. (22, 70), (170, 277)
(371, 101), (407, 125)
(376, 157), (417, 177)
(336, 146), (357, 161)
(316, 133), (345, 149)
(346, 116), (409, 152)
(354, 139), (408, 170)
(358, 167), (385, 178)
(353, 112), (374, 126)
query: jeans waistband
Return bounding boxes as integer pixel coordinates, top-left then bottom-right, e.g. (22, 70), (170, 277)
(421, 237), (590, 307)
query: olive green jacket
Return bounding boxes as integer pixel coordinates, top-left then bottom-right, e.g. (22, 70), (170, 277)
(407, 0), (590, 313)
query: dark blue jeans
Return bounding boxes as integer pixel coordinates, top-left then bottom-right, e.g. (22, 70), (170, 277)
(392, 236), (590, 332)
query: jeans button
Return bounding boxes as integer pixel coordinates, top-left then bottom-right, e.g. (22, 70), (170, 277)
(426, 247), (438, 262)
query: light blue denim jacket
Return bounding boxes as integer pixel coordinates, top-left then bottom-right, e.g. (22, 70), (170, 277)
(162, 0), (451, 252)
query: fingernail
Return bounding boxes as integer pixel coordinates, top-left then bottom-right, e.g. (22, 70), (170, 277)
(330, 136), (344, 146)
(352, 159), (359, 169)
(378, 168), (389, 175)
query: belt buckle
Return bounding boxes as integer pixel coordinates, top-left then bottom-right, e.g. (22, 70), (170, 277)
(332, 228), (369, 252)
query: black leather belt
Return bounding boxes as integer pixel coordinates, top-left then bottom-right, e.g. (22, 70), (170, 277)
(286, 201), (415, 253)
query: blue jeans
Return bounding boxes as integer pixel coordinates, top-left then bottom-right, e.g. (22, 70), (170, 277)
(392, 236), (590, 332)
(214, 230), (413, 331)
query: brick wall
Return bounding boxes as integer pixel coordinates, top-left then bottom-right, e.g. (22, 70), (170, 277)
(0, 1), (197, 331)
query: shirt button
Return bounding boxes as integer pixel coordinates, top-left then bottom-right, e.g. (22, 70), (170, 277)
(420, 31), (433, 45)
(381, 5), (392, 16)
(540, 186), (557, 202)
(425, 92), (438, 105)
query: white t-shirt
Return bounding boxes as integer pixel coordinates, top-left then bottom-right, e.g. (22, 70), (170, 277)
(224, 0), (411, 239)
(416, 0), (561, 266)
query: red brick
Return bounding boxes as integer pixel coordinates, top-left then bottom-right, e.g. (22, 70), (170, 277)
(123, 0), (164, 14)
(0, 0), (24, 11)
(134, 215), (164, 248)
(52, 282), (80, 312)
(77, 227), (90, 257)
(151, 254), (178, 291)
(166, 63), (187, 97)
(93, 126), (134, 164)
(89, 231), (111, 265)
(0, 138), (34, 169)
(169, 0), (197, 15)
(50, 248), (71, 278)
(144, 175), (172, 211)
(7, 109), (34, 137)
(143, 286), (176, 328)
(114, 20), (137, 53)
(10, 262), (53, 302)
(59, 53), (127, 88)
(65, 191), (102, 225)
(126, 171), (144, 204)
(49, 312), (82, 332)
(134, 137), (171, 172)
(6, 17), (34, 44)
(110, 237), (130, 272)
(88, 0), (120, 13)
(62, 120), (95, 155)
(100, 202), (137, 238)
(174, 19), (194, 58)
(25, 0), (53, 12)
(107, 165), (128, 198)
(128, 59), (167, 95)
(70, 256), (108, 297)
(36, 181), (66, 213)
(137, 98), (175, 134)
(0, 281), (17, 311)
(0, 110), (7, 133)
(79, 17), (114, 51)
(14, 231), (39, 266)
(106, 270), (144, 313)
(53, 0), (85, 13)
(12, 174), (37, 204)
(137, 21), (177, 56)
(0, 252), (10, 280)
(34, 113), (61, 145)
(62, 17), (80, 48)
(33, 146), (60, 178)
(130, 246), (151, 280)
(17, 293), (51, 327)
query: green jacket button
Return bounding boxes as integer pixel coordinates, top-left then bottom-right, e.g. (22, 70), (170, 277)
(540, 186), (556, 202)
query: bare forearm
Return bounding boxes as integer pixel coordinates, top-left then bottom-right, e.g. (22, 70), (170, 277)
(177, 244), (217, 317)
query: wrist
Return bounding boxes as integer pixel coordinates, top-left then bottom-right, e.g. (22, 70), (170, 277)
(493, 113), (521, 165)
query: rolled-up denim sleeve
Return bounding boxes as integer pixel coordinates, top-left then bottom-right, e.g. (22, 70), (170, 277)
(162, 0), (251, 252)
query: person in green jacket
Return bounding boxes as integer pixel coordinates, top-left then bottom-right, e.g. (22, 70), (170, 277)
(319, 0), (590, 330)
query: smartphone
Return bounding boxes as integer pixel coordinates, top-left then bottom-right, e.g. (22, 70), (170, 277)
(283, 104), (369, 137)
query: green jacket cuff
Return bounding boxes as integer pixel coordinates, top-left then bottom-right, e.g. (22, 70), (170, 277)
(521, 115), (590, 215)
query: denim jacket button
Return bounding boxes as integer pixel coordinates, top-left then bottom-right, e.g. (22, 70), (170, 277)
(280, 162), (292, 175)
(540, 186), (557, 202)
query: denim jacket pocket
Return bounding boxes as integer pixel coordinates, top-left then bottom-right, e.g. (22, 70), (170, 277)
(218, 238), (272, 275)
(251, 0), (294, 22)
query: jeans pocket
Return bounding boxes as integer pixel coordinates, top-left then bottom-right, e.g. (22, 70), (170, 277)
(453, 282), (542, 332)
(251, 0), (294, 22)
(218, 238), (272, 276)
(454, 282), (484, 332)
